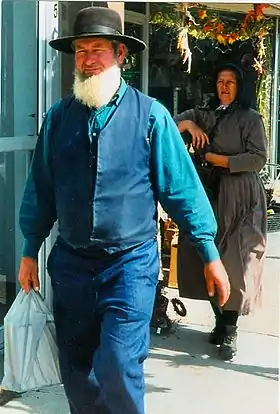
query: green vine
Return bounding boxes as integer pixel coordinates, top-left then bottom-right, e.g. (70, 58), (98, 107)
(256, 35), (273, 154)
(150, 3), (274, 75)
(150, 3), (275, 146)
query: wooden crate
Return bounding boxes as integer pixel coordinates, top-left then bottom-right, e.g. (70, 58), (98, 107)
(168, 245), (178, 288)
(163, 227), (177, 252)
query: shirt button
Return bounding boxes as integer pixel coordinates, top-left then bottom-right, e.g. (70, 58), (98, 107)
(92, 132), (97, 137)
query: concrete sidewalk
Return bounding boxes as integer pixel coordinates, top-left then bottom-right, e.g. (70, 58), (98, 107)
(0, 234), (279, 414)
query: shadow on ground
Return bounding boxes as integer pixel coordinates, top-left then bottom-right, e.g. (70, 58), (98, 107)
(149, 325), (279, 381)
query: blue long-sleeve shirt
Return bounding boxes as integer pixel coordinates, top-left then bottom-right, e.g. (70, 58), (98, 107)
(20, 79), (219, 263)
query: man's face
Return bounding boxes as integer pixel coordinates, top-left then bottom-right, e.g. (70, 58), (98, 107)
(216, 70), (238, 106)
(74, 37), (126, 77)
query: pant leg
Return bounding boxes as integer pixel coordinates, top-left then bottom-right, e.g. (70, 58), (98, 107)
(47, 242), (112, 414)
(223, 310), (239, 326)
(209, 298), (223, 319)
(210, 299), (239, 326)
(94, 238), (160, 414)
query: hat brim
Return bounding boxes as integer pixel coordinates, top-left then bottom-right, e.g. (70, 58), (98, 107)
(49, 33), (146, 54)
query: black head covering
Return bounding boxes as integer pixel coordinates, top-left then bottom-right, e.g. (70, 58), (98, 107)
(209, 63), (250, 109)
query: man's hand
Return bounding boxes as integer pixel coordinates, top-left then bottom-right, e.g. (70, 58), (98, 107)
(204, 259), (230, 307)
(18, 257), (39, 293)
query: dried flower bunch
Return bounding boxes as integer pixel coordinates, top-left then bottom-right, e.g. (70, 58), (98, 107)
(150, 3), (273, 75)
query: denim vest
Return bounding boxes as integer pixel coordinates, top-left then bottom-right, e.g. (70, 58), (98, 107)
(50, 86), (157, 252)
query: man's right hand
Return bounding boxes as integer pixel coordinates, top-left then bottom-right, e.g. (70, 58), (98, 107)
(18, 257), (39, 293)
(204, 259), (230, 307)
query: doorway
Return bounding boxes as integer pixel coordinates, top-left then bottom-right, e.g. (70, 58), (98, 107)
(0, 0), (37, 347)
(36, 1), (150, 311)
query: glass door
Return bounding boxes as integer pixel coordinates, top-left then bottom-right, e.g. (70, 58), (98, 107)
(124, 7), (149, 93)
(277, 72), (280, 164)
(123, 22), (143, 90)
(35, 2), (150, 312)
(0, 0), (38, 348)
(37, 1), (62, 310)
(37, 1), (92, 308)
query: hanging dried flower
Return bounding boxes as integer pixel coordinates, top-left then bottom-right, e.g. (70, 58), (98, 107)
(150, 3), (273, 75)
(215, 23), (224, 32)
(177, 27), (192, 73)
(216, 34), (226, 44)
(176, 4), (198, 73)
(198, 10), (207, 20)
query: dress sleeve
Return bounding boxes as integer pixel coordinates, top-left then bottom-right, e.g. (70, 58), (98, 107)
(173, 108), (197, 124)
(228, 111), (267, 173)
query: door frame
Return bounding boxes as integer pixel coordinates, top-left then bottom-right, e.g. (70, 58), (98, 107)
(271, 17), (280, 164)
(37, 1), (61, 310)
(0, 0), (39, 350)
(35, 2), (151, 310)
(125, 4), (150, 94)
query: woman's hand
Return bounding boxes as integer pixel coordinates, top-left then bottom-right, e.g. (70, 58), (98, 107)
(177, 120), (209, 149)
(205, 152), (229, 168)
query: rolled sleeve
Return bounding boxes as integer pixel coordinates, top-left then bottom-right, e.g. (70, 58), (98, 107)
(19, 106), (58, 258)
(22, 237), (46, 259)
(196, 240), (220, 263)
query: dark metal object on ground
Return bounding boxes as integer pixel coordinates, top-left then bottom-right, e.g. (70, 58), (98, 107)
(267, 202), (280, 232)
(151, 282), (172, 335)
(260, 163), (280, 233)
(170, 298), (187, 317)
(151, 281), (187, 335)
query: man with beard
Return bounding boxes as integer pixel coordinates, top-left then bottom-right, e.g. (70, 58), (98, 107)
(18, 6), (230, 414)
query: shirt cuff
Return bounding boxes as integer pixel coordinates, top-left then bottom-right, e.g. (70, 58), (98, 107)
(196, 240), (220, 264)
(22, 238), (43, 259)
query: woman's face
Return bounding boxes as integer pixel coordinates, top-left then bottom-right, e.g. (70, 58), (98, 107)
(216, 70), (238, 106)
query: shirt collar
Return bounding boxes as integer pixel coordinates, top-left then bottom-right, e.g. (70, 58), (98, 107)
(112, 78), (127, 106)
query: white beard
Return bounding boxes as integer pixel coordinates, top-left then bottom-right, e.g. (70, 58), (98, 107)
(73, 64), (121, 108)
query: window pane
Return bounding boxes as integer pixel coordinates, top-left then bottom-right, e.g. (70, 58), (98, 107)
(0, 0), (37, 138)
(123, 22), (143, 90)
(125, 2), (145, 14)
(0, 150), (32, 324)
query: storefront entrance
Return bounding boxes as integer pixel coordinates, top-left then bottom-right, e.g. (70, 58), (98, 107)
(37, 1), (150, 314)
(0, 0), (150, 350)
(0, 0), (38, 348)
(0, 1), (150, 350)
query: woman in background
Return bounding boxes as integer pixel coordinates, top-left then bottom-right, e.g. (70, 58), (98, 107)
(175, 63), (267, 361)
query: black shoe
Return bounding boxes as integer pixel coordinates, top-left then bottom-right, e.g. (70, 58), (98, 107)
(0, 387), (20, 406)
(209, 321), (226, 345)
(219, 325), (238, 361)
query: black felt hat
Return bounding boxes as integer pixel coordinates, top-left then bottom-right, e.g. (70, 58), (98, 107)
(49, 7), (146, 54)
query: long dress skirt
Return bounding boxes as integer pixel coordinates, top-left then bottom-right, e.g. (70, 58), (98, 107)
(177, 171), (267, 315)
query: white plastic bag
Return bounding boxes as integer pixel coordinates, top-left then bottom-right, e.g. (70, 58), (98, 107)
(1, 289), (61, 392)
